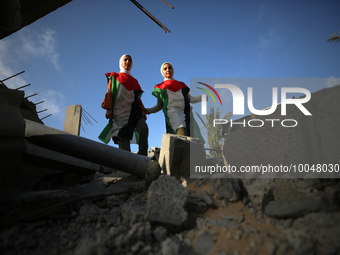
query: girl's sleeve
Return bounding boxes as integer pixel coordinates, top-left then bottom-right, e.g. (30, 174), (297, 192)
(187, 93), (202, 104)
(147, 99), (163, 114)
(101, 79), (113, 110)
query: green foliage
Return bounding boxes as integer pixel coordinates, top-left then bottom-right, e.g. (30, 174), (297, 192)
(327, 31), (340, 43)
(196, 107), (232, 158)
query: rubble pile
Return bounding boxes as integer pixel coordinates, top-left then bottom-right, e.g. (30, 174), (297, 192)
(1, 171), (339, 255)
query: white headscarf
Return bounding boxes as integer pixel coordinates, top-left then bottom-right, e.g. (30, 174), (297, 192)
(160, 62), (175, 81)
(119, 54), (133, 76)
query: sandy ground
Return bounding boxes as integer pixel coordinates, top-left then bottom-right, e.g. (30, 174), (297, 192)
(185, 180), (294, 255)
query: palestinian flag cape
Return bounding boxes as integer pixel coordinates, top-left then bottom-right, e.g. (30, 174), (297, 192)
(99, 72), (143, 144)
(154, 79), (187, 92)
(152, 80), (204, 142)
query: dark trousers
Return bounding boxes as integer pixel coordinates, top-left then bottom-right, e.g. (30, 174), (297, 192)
(118, 117), (149, 156)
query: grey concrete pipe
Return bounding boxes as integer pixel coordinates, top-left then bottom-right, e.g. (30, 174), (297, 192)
(24, 119), (158, 179)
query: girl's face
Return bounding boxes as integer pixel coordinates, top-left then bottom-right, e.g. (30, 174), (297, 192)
(162, 63), (173, 79)
(121, 55), (133, 70)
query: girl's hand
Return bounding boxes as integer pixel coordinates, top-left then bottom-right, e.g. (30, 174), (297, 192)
(105, 109), (113, 119)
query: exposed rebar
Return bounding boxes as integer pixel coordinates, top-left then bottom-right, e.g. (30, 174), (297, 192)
(83, 108), (98, 123)
(37, 109), (48, 114)
(40, 114), (52, 120)
(25, 93), (38, 99)
(15, 83), (31, 90)
(160, 0), (174, 9)
(130, 0), (170, 33)
(34, 101), (45, 105)
(2, 71), (25, 82)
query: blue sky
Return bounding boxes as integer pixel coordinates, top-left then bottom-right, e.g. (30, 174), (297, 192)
(1, 0), (339, 151)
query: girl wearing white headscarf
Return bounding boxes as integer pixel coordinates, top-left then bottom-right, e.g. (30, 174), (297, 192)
(99, 54), (149, 155)
(147, 62), (202, 137)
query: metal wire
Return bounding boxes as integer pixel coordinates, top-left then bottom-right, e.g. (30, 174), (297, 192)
(160, 0), (174, 9)
(130, 0), (171, 33)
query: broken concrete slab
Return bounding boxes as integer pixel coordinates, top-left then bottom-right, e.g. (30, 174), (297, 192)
(242, 178), (332, 213)
(242, 178), (278, 211)
(264, 199), (324, 219)
(145, 175), (188, 230)
(0, 85), (25, 138)
(102, 177), (123, 186)
(25, 119), (153, 179)
(0, 86), (26, 189)
(1, 84), (159, 192)
(291, 212), (340, 250)
(78, 179), (107, 197)
(63, 105), (82, 136)
(24, 141), (100, 174)
(158, 133), (206, 182)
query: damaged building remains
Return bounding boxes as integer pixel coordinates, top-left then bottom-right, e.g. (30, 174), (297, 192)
(1, 1), (340, 255)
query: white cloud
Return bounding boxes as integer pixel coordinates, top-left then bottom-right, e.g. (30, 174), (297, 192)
(0, 63), (25, 89)
(0, 38), (27, 88)
(41, 29), (60, 72)
(256, 28), (282, 58)
(257, 2), (265, 22)
(326, 76), (340, 88)
(0, 28), (65, 120)
(0, 28), (61, 86)
(257, 35), (275, 49)
(39, 89), (65, 116)
(19, 28), (61, 71)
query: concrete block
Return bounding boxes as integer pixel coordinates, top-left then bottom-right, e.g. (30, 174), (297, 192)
(0, 85), (26, 189)
(0, 85), (25, 138)
(145, 175), (188, 229)
(158, 133), (206, 181)
(24, 142), (100, 174)
(264, 199), (324, 218)
(25, 119), (151, 179)
(64, 105), (82, 135)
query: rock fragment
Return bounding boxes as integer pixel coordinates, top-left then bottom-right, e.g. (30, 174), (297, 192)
(145, 175), (188, 230)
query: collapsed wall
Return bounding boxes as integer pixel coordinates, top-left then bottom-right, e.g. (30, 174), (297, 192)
(1, 83), (340, 254)
(0, 84), (160, 191)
